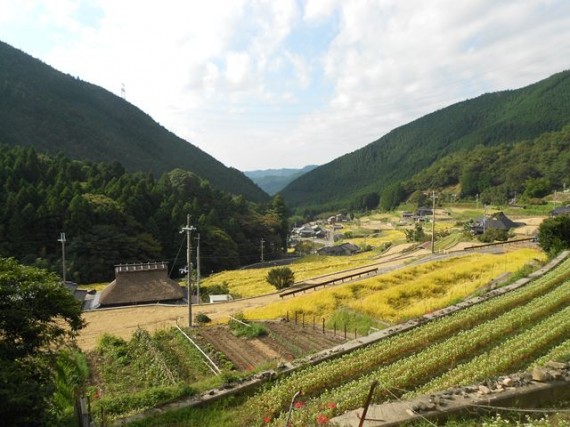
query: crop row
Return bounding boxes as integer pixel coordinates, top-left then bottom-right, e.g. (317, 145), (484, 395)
(414, 305), (570, 395)
(243, 259), (570, 422)
(532, 338), (570, 367)
(283, 280), (570, 425)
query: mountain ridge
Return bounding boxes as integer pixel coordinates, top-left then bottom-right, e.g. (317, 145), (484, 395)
(281, 70), (570, 212)
(245, 165), (318, 195)
(0, 40), (268, 202)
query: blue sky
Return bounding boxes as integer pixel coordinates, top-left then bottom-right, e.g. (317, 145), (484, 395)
(1, 0), (570, 171)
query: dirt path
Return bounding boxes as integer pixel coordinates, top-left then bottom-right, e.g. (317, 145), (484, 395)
(78, 293), (280, 351)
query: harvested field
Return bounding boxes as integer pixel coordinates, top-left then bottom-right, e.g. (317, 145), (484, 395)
(195, 320), (349, 370)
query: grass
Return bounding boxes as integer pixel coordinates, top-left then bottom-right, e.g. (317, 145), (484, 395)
(243, 248), (545, 324)
(201, 243), (401, 299)
(434, 231), (469, 251)
(326, 308), (387, 335)
(127, 395), (247, 427)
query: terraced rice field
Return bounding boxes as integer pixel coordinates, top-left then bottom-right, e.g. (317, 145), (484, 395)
(238, 256), (570, 426)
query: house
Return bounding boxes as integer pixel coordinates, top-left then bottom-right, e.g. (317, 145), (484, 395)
(95, 262), (184, 308)
(551, 205), (570, 217)
(327, 213), (348, 224)
(317, 242), (360, 256)
(297, 225), (316, 237)
(416, 207), (433, 217)
(401, 211), (414, 222)
(470, 212), (522, 234)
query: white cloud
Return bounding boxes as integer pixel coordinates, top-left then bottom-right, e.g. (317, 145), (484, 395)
(1, 0), (570, 170)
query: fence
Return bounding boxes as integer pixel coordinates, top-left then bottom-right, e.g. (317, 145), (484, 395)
(284, 310), (361, 340)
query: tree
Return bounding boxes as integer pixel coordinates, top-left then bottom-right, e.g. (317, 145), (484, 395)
(266, 267), (295, 290)
(0, 258), (84, 425)
(538, 215), (570, 255)
(380, 183), (406, 211)
(523, 177), (551, 199)
(404, 223), (428, 242)
(270, 194), (290, 250)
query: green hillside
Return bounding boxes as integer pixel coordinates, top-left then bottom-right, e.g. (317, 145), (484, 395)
(403, 125), (570, 205)
(281, 70), (570, 212)
(0, 41), (268, 203)
(0, 144), (287, 283)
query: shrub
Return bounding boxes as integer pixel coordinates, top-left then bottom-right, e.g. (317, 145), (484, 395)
(266, 267), (295, 290)
(538, 215), (570, 256)
(195, 313), (211, 324)
(478, 228), (509, 243)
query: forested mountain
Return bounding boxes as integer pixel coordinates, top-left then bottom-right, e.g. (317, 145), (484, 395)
(0, 41), (268, 203)
(245, 165), (318, 195)
(0, 145), (287, 283)
(395, 125), (570, 207)
(281, 70), (570, 213)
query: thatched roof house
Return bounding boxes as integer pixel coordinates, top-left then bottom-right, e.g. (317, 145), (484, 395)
(97, 262), (184, 307)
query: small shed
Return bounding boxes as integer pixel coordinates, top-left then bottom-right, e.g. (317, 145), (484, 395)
(98, 262), (184, 307)
(209, 294), (234, 303)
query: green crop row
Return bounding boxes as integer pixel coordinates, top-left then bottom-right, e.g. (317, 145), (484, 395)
(280, 281), (570, 426)
(414, 305), (570, 395)
(242, 259), (570, 424)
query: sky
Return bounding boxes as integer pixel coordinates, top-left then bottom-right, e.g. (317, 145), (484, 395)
(1, 1), (570, 171)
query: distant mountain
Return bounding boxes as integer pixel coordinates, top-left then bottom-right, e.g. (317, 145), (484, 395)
(0, 41), (268, 203)
(244, 165), (318, 195)
(281, 70), (570, 212)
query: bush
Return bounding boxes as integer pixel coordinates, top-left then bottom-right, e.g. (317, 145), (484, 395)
(478, 228), (509, 243)
(195, 313), (211, 324)
(538, 215), (570, 255)
(266, 267), (295, 290)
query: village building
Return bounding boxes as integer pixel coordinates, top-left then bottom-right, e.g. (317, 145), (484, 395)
(317, 242), (360, 256)
(90, 262), (185, 308)
(470, 212), (522, 235)
(550, 205), (570, 216)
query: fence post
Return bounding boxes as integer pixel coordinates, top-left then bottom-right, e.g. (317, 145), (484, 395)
(302, 313), (305, 328)
(322, 318), (325, 334)
(344, 324), (347, 339)
(355, 328), (357, 339)
(358, 380), (379, 427)
(286, 311), (289, 322)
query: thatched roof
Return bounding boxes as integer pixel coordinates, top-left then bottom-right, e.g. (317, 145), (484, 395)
(99, 262), (184, 307)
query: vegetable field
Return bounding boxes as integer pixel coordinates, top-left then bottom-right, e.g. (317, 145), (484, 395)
(237, 256), (570, 426)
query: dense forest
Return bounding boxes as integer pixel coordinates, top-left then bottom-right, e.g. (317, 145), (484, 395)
(0, 40), (268, 203)
(281, 70), (570, 213)
(0, 145), (288, 283)
(395, 126), (570, 207)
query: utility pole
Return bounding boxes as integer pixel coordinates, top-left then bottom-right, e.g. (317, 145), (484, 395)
(195, 233), (201, 304)
(58, 232), (66, 283)
(431, 192), (436, 254)
(181, 215), (196, 327)
(260, 238), (265, 263)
